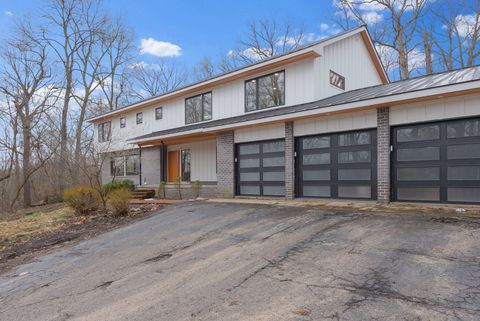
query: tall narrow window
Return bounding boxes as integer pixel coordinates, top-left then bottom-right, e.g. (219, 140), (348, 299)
(136, 112), (143, 124)
(185, 92), (212, 124)
(98, 121), (111, 142)
(245, 71), (285, 112)
(120, 117), (126, 128)
(155, 107), (163, 120)
(181, 149), (191, 182)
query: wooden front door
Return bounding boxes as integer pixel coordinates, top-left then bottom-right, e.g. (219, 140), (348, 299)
(168, 151), (180, 182)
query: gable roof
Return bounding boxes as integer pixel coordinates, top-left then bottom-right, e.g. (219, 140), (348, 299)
(88, 25), (388, 123)
(130, 65), (480, 144)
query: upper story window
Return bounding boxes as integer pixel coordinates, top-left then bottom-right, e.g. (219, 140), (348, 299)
(120, 117), (126, 128)
(155, 107), (163, 120)
(98, 121), (111, 142)
(245, 70), (285, 112)
(185, 92), (212, 124)
(329, 70), (345, 90)
(136, 112), (143, 124)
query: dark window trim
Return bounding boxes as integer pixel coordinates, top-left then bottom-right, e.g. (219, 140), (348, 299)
(120, 117), (126, 128)
(184, 91), (212, 125)
(180, 149), (191, 182)
(110, 154), (140, 177)
(329, 70), (345, 90)
(98, 121), (111, 142)
(244, 70), (285, 113)
(136, 112), (143, 125)
(155, 107), (163, 120)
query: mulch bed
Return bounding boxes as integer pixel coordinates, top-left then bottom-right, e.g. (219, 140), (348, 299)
(0, 203), (164, 275)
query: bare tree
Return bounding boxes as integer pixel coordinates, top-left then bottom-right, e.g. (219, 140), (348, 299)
(192, 57), (217, 81)
(0, 26), (58, 207)
(131, 60), (187, 100)
(336, 0), (430, 79)
(226, 18), (306, 68)
(431, 0), (480, 71)
(41, 0), (84, 191)
(98, 19), (135, 111)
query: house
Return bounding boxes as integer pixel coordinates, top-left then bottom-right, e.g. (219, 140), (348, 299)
(88, 26), (480, 204)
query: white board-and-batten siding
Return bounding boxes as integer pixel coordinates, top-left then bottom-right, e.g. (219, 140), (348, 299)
(390, 93), (480, 126)
(168, 139), (217, 182)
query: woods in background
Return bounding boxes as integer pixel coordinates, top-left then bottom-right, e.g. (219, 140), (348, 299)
(1, 0), (480, 211)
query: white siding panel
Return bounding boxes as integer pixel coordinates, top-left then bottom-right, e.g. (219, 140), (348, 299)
(234, 123), (285, 143)
(390, 93), (480, 126)
(168, 140), (217, 182)
(316, 33), (383, 100)
(294, 110), (377, 136)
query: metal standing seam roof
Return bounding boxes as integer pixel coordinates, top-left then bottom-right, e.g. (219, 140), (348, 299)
(130, 65), (480, 142)
(87, 26), (377, 122)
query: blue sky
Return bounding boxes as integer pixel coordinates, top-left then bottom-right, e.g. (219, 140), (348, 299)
(0, 0), (338, 69)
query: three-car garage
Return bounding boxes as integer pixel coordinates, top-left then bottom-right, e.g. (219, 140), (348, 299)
(234, 116), (480, 204)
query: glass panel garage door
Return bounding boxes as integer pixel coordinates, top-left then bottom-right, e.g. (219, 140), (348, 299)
(235, 140), (285, 196)
(392, 118), (480, 204)
(296, 129), (377, 199)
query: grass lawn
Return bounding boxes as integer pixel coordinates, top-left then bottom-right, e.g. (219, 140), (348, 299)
(0, 202), (163, 274)
(0, 205), (74, 249)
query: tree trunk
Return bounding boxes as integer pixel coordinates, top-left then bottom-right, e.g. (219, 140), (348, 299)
(74, 94), (90, 182)
(22, 118), (32, 208)
(59, 80), (72, 192)
(423, 29), (433, 75)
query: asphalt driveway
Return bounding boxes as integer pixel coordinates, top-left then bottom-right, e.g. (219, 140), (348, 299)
(1, 201), (480, 321)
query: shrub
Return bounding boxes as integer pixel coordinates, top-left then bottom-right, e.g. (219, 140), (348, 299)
(174, 177), (182, 200)
(62, 185), (101, 215)
(191, 180), (201, 199)
(157, 181), (167, 199)
(102, 179), (134, 196)
(108, 188), (131, 217)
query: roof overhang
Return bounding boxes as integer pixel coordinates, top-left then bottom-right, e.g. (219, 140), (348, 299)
(132, 79), (480, 146)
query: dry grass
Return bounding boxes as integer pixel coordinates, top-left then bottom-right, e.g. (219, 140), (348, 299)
(0, 206), (74, 247)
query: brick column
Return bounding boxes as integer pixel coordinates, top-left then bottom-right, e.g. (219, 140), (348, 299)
(377, 107), (391, 203)
(216, 131), (235, 198)
(285, 122), (295, 200)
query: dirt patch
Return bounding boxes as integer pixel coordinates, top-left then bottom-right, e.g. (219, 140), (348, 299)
(0, 203), (164, 274)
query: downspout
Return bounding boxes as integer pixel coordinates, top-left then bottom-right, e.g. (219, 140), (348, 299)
(139, 145), (142, 187)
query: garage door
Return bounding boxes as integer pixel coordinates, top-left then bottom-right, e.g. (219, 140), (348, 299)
(392, 118), (480, 204)
(235, 139), (285, 196)
(296, 129), (377, 199)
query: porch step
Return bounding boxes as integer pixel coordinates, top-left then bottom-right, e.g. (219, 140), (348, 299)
(130, 188), (156, 199)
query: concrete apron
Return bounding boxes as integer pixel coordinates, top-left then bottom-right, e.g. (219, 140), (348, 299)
(206, 197), (480, 217)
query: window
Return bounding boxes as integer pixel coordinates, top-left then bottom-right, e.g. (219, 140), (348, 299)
(120, 117), (126, 128)
(155, 107), (163, 120)
(245, 71), (285, 112)
(136, 112), (143, 124)
(330, 70), (345, 90)
(98, 121), (111, 142)
(181, 150), (191, 181)
(110, 155), (140, 177)
(185, 92), (212, 124)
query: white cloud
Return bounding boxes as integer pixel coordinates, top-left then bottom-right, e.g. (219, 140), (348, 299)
(361, 11), (384, 24)
(4, 11), (13, 16)
(320, 23), (330, 31)
(139, 37), (181, 57)
(454, 14), (477, 37)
